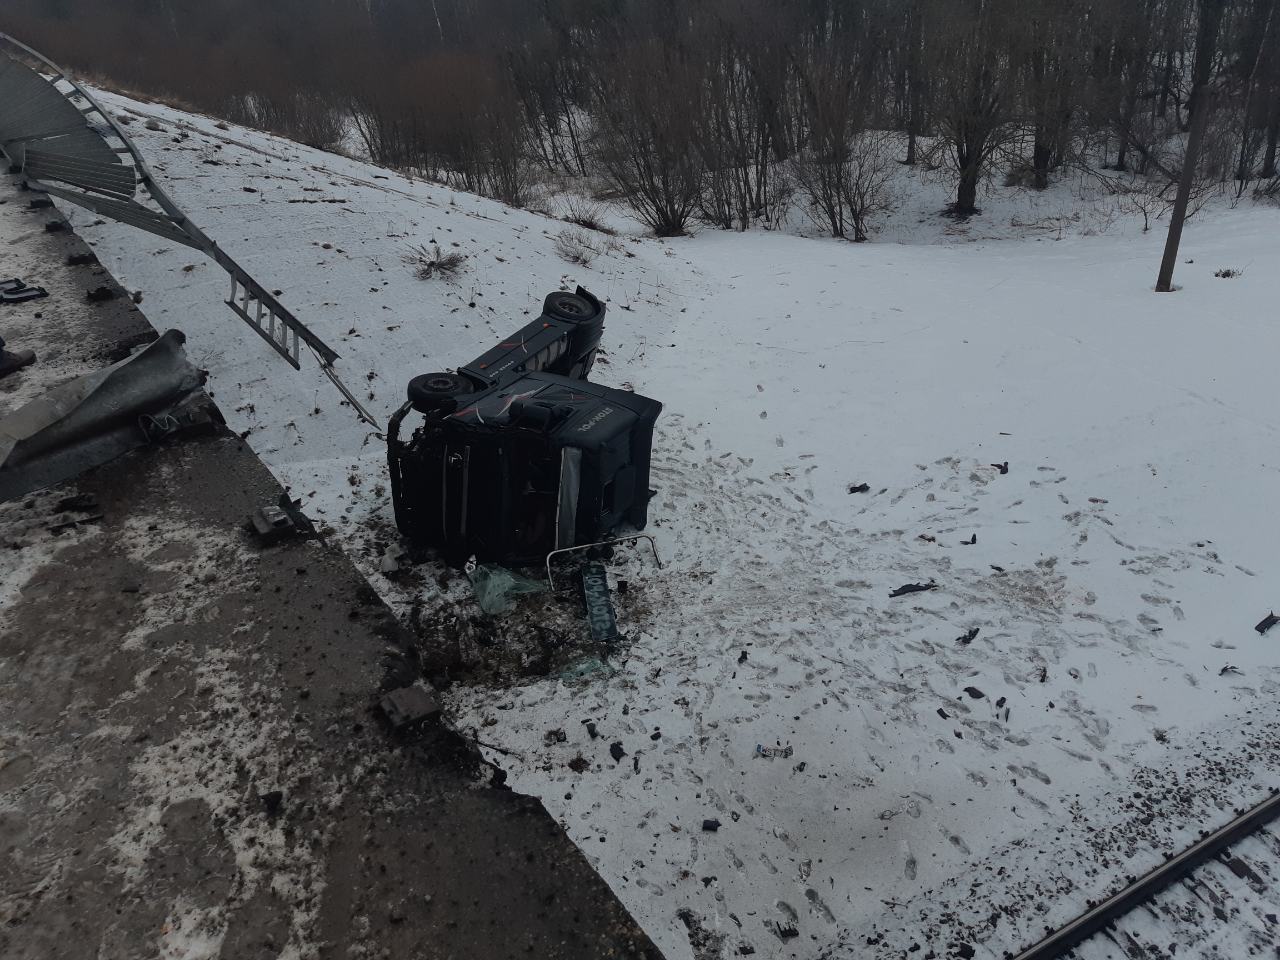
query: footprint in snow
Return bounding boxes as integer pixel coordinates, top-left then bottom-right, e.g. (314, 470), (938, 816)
(806, 889), (837, 922)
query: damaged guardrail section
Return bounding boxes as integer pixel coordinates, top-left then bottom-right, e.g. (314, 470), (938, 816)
(0, 32), (378, 428)
(0, 330), (217, 502)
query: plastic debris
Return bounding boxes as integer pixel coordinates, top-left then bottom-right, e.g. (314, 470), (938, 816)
(379, 542), (407, 574)
(890, 582), (937, 598)
(766, 921), (799, 941)
(464, 556), (546, 615)
(0, 277), (48, 304)
(755, 743), (793, 760)
(557, 656), (615, 682)
(1255, 612), (1278, 636)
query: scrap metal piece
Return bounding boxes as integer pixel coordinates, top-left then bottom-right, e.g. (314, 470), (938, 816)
(379, 684), (441, 729)
(0, 277), (47, 304)
(250, 503), (296, 546)
(249, 493), (317, 546)
(0, 329), (207, 502)
(138, 397), (222, 443)
(1, 284), (46, 303)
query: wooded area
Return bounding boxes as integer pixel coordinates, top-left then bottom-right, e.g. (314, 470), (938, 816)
(5, 0), (1278, 237)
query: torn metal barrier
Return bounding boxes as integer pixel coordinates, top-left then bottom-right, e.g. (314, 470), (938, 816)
(0, 329), (217, 501)
(0, 33), (378, 429)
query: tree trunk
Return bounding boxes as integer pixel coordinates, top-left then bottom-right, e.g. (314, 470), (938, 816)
(1158, 49), (1175, 119)
(1235, 0), (1276, 184)
(1031, 46), (1050, 189)
(1032, 140), (1052, 189)
(1116, 81), (1140, 171)
(903, 0), (923, 165)
(1262, 99), (1280, 177)
(956, 164), (980, 214)
(1157, 0), (1224, 293)
(1156, 88), (1210, 291)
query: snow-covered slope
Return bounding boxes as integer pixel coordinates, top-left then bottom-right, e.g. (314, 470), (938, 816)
(66, 90), (1280, 960)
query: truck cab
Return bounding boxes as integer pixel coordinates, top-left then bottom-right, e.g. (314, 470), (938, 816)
(387, 288), (661, 565)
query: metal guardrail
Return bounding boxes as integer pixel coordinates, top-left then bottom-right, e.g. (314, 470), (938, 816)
(0, 33), (380, 429)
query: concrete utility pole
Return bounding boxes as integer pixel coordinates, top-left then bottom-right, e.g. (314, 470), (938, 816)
(1156, 0), (1225, 293)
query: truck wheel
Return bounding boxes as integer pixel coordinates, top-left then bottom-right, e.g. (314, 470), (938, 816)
(407, 372), (473, 414)
(543, 291), (598, 323)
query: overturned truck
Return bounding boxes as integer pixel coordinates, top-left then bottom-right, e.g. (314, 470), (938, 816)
(388, 288), (661, 566)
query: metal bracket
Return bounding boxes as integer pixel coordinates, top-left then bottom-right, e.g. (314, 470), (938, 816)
(545, 534), (661, 592)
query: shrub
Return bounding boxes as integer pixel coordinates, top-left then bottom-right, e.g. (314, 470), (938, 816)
(1003, 163), (1039, 188)
(560, 197), (614, 234)
(792, 132), (895, 241)
(553, 228), (599, 266)
(403, 243), (466, 280)
(590, 41), (705, 237)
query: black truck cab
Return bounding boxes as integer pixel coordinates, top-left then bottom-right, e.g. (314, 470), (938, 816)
(387, 288), (661, 565)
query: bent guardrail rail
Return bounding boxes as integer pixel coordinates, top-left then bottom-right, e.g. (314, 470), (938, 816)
(0, 32), (379, 428)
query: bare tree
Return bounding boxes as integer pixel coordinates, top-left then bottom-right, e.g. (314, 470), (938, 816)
(790, 17), (892, 240)
(589, 40), (705, 236)
(1157, 0), (1227, 292)
(793, 132), (894, 240)
(692, 2), (788, 230)
(923, 0), (1020, 216)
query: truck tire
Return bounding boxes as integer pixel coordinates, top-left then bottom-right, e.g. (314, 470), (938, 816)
(407, 372), (473, 414)
(543, 291), (599, 323)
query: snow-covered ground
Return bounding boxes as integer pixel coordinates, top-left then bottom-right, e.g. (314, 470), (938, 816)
(58, 90), (1280, 960)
